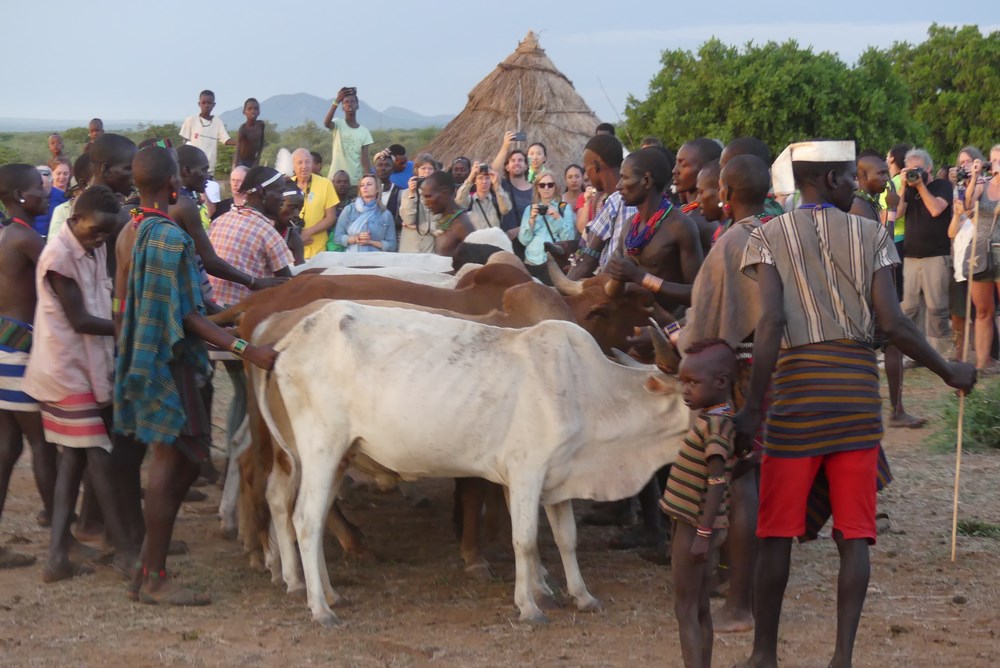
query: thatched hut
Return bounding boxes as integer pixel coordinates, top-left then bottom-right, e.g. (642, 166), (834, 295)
(422, 31), (601, 176)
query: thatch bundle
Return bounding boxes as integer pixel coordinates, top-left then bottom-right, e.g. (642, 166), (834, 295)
(422, 31), (601, 177)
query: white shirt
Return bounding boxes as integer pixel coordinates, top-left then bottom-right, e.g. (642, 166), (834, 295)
(180, 114), (231, 173)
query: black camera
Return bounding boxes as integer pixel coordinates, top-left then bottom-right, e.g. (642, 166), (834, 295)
(536, 203), (549, 216)
(415, 177), (425, 187)
(905, 167), (925, 184)
(956, 167), (972, 186)
(479, 164), (489, 174)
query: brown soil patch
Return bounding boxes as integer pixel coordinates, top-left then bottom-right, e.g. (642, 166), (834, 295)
(0, 368), (997, 666)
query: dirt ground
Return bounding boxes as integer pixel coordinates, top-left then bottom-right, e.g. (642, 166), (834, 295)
(0, 368), (998, 667)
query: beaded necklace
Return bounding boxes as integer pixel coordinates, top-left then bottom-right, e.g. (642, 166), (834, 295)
(798, 203), (836, 210)
(437, 209), (465, 232)
(129, 206), (172, 230)
(624, 195), (673, 256)
(8, 217), (33, 230)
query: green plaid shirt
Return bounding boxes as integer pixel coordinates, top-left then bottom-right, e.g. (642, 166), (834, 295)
(114, 215), (209, 445)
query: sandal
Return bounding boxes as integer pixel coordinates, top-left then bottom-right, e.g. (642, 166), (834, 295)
(888, 413), (927, 429)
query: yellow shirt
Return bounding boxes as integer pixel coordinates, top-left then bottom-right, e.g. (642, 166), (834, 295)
(300, 174), (340, 259)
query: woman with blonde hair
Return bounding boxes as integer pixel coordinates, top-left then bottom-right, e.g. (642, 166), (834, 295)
(332, 173), (397, 252)
(517, 168), (576, 283)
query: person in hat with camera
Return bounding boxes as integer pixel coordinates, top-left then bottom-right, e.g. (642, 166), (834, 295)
(896, 148), (954, 358)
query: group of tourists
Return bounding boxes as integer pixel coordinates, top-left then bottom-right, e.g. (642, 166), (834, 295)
(0, 86), (992, 668)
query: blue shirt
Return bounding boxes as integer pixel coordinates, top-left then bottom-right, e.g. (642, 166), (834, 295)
(388, 161), (413, 190)
(35, 188), (67, 238)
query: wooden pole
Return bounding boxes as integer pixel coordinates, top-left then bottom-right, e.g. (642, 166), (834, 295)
(952, 201), (980, 562)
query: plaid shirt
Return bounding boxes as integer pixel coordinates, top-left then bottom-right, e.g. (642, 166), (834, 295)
(114, 215), (209, 446)
(585, 191), (638, 269)
(207, 207), (293, 307)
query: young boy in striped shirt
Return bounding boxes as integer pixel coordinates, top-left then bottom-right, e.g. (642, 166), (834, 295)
(659, 338), (738, 668)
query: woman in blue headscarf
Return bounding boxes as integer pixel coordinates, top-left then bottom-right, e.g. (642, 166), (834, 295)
(331, 173), (397, 252)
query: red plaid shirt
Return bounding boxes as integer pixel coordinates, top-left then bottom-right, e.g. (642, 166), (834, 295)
(207, 207), (293, 307)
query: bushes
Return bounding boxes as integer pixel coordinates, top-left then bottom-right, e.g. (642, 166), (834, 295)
(933, 377), (1000, 451)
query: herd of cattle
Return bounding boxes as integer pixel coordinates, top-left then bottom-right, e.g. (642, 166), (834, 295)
(212, 245), (691, 626)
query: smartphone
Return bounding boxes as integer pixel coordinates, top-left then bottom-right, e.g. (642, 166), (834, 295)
(512, 132), (526, 142)
(345, 87), (357, 97)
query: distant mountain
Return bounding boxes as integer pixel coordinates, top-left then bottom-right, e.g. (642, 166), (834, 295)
(218, 93), (453, 131)
(0, 118), (173, 132)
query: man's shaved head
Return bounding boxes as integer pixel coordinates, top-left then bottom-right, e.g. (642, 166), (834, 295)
(721, 137), (771, 168)
(681, 138), (723, 168)
(584, 134), (625, 169)
(177, 144), (209, 170)
(89, 134), (137, 168)
(721, 155), (771, 204)
(625, 147), (673, 192)
(0, 164), (41, 203)
(133, 146), (177, 193)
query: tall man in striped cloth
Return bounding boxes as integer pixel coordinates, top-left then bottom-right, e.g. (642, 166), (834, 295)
(733, 141), (976, 668)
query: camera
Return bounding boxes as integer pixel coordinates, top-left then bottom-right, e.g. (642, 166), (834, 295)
(905, 167), (925, 184)
(415, 177), (425, 188)
(956, 167), (972, 186)
(511, 132), (527, 142)
(536, 203), (549, 216)
(479, 164), (489, 174)
(344, 87), (357, 97)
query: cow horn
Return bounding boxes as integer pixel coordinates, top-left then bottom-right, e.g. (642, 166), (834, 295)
(649, 322), (680, 374)
(609, 347), (647, 369)
(548, 253), (584, 295)
(604, 277), (624, 297)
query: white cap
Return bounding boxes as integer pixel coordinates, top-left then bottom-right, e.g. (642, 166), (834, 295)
(771, 140), (856, 195)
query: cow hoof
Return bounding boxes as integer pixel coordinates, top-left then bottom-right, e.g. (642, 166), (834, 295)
(464, 562), (494, 582)
(576, 594), (602, 613)
(314, 611), (341, 628)
(519, 609), (549, 625)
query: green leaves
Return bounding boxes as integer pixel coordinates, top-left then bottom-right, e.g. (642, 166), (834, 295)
(624, 25), (997, 164)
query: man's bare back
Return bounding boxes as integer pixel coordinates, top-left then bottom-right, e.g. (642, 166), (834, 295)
(0, 224), (44, 323)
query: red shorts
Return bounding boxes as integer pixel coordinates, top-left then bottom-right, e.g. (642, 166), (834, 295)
(757, 447), (878, 543)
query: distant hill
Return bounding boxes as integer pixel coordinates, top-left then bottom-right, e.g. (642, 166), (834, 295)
(0, 118), (173, 132)
(219, 93), (454, 131)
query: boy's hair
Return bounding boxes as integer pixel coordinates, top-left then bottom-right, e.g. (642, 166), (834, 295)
(132, 146), (177, 192)
(244, 97), (259, 108)
(73, 185), (120, 218)
(177, 144), (207, 170)
(584, 134), (625, 169)
(424, 170), (454, 192)
(388, 144), (406, 156)
(199, 89), (214, 99)
(0, 164), (40, 203)
(72, 153), (92, 184)
(683, 337), (737, 378)
(90, 134), (137, 168)
(310, 151), (323, 165)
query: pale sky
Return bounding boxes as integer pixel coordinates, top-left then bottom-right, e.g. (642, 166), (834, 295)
(4, 1), (996, 126)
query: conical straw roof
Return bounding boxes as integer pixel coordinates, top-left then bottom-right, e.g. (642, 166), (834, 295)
(422, 31), (601, 177)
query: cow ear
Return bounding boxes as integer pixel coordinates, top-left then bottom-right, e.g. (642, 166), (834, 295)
(585, 303), (610, 320)
(644, 374), (676, 395)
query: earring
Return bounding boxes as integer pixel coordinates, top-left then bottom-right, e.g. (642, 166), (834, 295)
(171, 191), (177, 200)
(19, 198), (25, 204)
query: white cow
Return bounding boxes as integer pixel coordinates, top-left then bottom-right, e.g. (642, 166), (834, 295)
(292, 250), (454, 275)
(248, 301), (689, 626)
(319, 266), (458, 288)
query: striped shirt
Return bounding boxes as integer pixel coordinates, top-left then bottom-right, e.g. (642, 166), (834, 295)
(659, 404), (735, 529)
(741, 208), (899, 349)
(207, 207), (292, 307)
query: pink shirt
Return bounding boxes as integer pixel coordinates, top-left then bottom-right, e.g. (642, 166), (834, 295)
(23, 223), (114, 404)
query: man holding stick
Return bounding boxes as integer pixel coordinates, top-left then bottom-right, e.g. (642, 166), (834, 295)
(733, 141), (976, 668)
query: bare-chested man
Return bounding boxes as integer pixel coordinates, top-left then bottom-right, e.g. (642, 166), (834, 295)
(420, 170), (473, 257)
(0, 164), (57, 565)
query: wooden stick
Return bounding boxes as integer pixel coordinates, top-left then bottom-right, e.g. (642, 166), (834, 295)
(952, 201), (980, 562)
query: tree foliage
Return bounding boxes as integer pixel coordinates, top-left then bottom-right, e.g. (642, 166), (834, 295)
(624, 32), (983, 161)
(889, 24), (1000, 163)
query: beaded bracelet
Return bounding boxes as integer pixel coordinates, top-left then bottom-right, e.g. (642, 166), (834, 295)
(696, 526), (713, 538)
(576, 246), (600, 260)
(641, 273), (663, 292)
(112, 297), (125, 315)
(230, 338), (249, 357)
(664, 321), (682, 336)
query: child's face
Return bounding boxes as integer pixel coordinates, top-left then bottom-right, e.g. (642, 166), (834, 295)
(244, 102), (260, 121)
(70, 211), (117, 250)
(677, 356), (728, 410)
(198, 94), (216, 118)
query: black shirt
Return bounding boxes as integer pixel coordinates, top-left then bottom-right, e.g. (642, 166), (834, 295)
(902, 178), (953, 258)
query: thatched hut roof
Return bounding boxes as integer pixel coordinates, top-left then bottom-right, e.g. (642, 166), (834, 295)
(422, 31), (601, 176)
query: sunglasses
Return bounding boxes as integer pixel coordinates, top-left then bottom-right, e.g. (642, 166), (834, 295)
(537, 182), (556, 189)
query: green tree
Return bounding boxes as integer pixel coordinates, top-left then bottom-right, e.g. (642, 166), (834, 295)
(624, 39), (919, 157)
(889, 24), (1000, 164)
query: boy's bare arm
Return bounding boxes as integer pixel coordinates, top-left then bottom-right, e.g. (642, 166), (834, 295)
(691, 454), (727, 560)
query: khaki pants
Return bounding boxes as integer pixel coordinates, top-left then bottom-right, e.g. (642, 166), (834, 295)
(901, 255), (952, 354)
